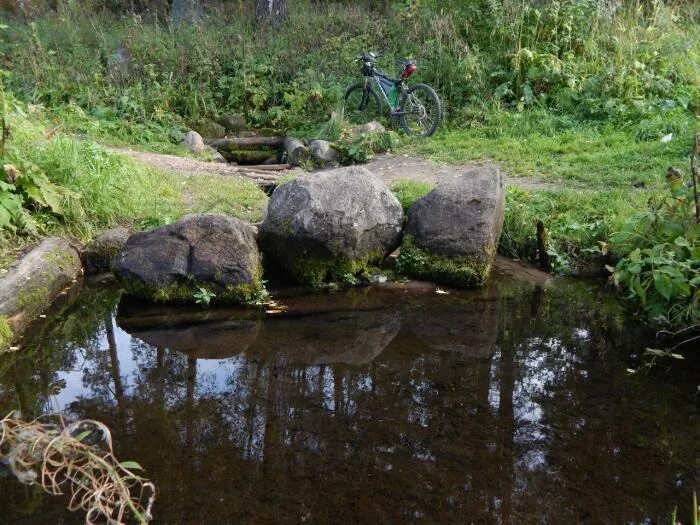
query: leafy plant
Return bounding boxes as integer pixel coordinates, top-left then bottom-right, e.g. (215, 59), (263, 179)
(610, 171), (699, 326)
(193, 286), (216, 306)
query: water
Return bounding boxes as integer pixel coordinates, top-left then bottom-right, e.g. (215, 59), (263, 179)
(0, 274), (698, 524)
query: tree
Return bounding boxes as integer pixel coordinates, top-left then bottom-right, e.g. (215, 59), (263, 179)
(255, 0), (287, 26)
(171, 0), (201, 25)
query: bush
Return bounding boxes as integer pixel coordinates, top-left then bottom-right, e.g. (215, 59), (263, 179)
(610, 172), (699, 326)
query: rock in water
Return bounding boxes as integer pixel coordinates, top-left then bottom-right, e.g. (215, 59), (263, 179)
(84, 228), (131, 275)
(259, 166), (403, 285)
(400, 166), (505, 287)
(181, 130), (205, 154)
(113, 214), (263, 303)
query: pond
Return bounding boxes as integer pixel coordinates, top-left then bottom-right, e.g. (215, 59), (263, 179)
(0, 271), (698, 524)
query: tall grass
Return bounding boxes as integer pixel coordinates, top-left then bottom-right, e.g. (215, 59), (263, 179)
(0, 0), (697, 136)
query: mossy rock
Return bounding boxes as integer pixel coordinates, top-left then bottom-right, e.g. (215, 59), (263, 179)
(190, 118), (226, 139)
(403, 166), (505, 287)
(121, 277), (264, 305)
(283, 251), (386, 287)
(259, 166), (403, 286)
(397, 234), (492, 287)
(113, 214), (263, 304)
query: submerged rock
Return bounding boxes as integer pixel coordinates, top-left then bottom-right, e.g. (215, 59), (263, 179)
(259, 166), (403, 285)
(399, 166), (505, 287)
(84, 228), (131, 275)
(113, 214), (263, 303)
(252, 309), (400, 365)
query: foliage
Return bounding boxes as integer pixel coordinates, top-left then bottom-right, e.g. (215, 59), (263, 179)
(610, 177), (699, 326)
(670, 492), (699, 525)
(0, 412), (155, 524)
(390, 178), (433, 213)
(1, 0), (695, 142)
(0, 98), (268, 259)
(337, 130), (398, 164)
(193, 286), (216, 305)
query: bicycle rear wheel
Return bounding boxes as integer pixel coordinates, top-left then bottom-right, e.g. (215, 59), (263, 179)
(399, 83), (441, 138)
(344, 82), (382, 125)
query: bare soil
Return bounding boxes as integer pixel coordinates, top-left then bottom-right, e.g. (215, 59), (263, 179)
(114, 147), (552, 190)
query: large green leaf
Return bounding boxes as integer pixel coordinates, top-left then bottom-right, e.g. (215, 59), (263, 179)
(653, 271), (673, 301)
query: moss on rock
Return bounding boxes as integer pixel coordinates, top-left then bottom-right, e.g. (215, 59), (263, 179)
(121, 276), (265, 305)
(285, 251), (386, 286)
(0, 315), (13, 350)
(397, 234), (493, 287)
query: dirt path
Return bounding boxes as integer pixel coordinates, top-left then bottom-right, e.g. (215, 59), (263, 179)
(363, 153), (554, 189)
(113, 147), (552, 190)
(110, 147), (305, 184)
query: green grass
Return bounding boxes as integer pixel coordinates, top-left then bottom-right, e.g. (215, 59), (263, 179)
(0, 103), (268, 270)
(395, 110), (699, 271)
(390, 179), (434, 213)
(407, 110), (697, 188)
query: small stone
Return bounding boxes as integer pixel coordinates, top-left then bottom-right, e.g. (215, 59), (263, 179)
(353, 121), (385, 136)
(308, 139), (339, 166)
(181, 130), (205, 154)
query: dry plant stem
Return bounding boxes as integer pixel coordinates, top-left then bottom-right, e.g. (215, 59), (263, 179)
(0, 412), (155, 524)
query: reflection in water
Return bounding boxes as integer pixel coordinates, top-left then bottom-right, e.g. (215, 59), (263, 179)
(0, 280), (698, 524)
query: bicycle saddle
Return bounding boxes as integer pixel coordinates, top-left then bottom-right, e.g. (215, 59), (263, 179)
(396, 58), (416, 67)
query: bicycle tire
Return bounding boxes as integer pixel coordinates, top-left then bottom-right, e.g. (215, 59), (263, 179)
(399, 83), (441, 138)
(343, 82), (382, 125)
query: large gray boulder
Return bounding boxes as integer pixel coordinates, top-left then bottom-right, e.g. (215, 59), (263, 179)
(259, 166), (403, 285)
(399, 166), (505, 287)
(113, 214), (263, 303)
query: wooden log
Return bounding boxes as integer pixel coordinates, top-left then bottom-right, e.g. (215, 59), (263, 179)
(283, 136), (310, 166)
(220, 149), (281, 165)
(208, 136), (284, 149)
(236, 164), (291, 172)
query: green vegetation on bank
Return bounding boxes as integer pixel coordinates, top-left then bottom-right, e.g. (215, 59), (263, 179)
(0, 0), (698, 326)
(0, 95), (267, 268)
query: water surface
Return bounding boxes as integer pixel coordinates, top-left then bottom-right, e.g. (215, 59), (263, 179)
(0, 275), (698, 524)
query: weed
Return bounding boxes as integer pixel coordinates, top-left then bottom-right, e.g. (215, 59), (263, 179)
(193, 286), (216, 306)
(0, 412), (155, 524)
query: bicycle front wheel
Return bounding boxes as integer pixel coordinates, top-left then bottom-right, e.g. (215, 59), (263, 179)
(343, 82), (382, 125)
(399, 83), (441, 138)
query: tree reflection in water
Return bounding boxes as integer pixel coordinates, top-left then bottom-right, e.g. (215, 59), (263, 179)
(0, 280), (697, 524)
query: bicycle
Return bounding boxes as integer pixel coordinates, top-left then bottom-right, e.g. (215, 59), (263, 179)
(343, 51), (441, 138)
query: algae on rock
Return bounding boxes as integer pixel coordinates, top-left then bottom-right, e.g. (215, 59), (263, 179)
(399, 167), (505, 287)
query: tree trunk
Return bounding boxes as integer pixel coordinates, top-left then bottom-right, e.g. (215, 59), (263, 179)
(255, 0), (288, 26)
(171, 0), (201, 25)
